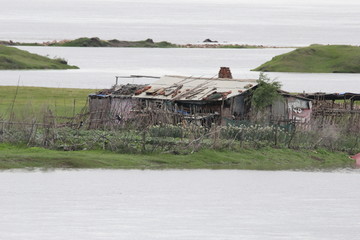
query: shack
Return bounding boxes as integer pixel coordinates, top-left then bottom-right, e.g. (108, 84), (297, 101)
(300, 92), (360, 130)
(302, 92), (360, 111)
(88, 68), (312, 128)
(136, 76), (257, 125)
(88, 84), (147, 128)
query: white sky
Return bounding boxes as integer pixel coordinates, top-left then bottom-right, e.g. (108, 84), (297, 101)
(1, 0), (360, 5)
(31, 0), (360, 4)
(108, 0), (359, 4)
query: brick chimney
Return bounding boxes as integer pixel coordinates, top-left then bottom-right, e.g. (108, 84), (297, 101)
(218, 67), (232, 79)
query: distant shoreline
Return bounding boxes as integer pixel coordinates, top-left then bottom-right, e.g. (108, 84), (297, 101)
(0, 37), (295, 49)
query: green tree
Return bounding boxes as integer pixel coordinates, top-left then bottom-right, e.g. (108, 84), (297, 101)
(251, 73), (283, 110)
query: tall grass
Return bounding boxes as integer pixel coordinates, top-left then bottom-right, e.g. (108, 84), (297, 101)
(0, 119), (358, 156)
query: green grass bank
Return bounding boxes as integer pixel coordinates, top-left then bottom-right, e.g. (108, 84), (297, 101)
(0, 86), (93, 117)
(253, 44), (360, 73)
(0, 45), (78, 69)
(0, 144), (354, 170)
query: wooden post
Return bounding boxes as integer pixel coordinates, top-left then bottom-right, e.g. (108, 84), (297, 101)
(344, 98), (347, 109)
(220, 99), (224, 125)
(73, 99), (76, 117)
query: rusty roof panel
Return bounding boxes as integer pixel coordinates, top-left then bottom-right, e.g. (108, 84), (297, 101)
(132, 75), (258, 101)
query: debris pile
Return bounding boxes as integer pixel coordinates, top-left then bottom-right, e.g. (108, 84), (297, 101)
(203, 91), (232, 100)
(113, 84), (148, 96)
(95, 84), (148, 96)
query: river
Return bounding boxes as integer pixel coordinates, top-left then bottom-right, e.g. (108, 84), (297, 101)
(0, 169), (359, 240)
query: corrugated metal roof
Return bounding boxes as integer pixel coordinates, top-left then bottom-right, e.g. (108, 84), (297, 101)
(132, 75), (258, 101)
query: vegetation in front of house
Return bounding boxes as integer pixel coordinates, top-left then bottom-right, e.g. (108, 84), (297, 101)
(0, 143), (353, 170)
(0, 45), (78, 69)
(1, 38), (274, 49)
(0, 120), (358, 170)
(252, 44), (360, 73)
(0, 85), (358, 170)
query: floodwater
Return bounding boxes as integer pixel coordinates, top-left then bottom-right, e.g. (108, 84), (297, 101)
(1, 46), (360, 93)
(1, 0), (360, 46)
(1, 1), (360, 239)
(1, 0), (360, 92)
(0, 169), (359, 240)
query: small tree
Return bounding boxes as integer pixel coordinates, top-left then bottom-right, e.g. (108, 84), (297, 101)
(251, 73), (283, 110)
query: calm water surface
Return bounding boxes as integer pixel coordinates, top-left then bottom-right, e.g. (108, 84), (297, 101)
(1, 1), (360, 239)
(1, 0), (360, 46)
(0, 169), (360, 240)
(1, 46), (360, 93)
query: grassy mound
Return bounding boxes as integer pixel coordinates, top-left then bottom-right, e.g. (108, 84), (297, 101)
(0, 45), (78, 69)
(252, 44), (360, 73)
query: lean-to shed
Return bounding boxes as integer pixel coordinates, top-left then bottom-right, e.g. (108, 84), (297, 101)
(269, 92), (312, 124)
(88, 84), (147, 128)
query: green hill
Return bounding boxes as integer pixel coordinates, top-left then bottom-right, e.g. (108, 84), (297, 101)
(0, 45), (78, 69)
(252, 44), (360, 73)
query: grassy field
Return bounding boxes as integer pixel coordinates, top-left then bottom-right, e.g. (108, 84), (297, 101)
(0, 45), (78, 69)
(252, 44), (360, 73)
(0, 143), (354, 170)
(0, 86), (94, 118)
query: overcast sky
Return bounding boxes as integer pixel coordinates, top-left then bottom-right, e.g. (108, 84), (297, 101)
(87, 0), (360, 4)
(5, 0), (358, 4)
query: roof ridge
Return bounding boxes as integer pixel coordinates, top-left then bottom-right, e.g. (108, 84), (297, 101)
(164, 75), (257, 82)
